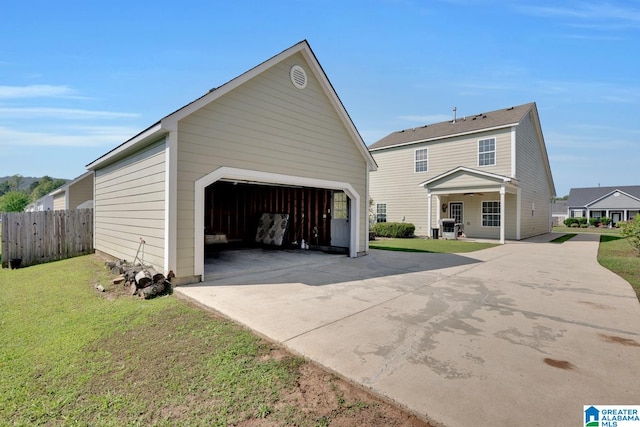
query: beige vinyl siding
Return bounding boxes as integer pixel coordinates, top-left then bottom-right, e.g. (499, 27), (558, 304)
(369, 146), (430, 235)
(68, 174), (93, 209)
(175, 52), (367, 275)
(53, 193), (65, 211)
(370, 128), (513, 236)
(94, 139), (167, 272)
(515, 112), (553, 238)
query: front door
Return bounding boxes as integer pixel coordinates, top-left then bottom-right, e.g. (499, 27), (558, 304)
(611, 212), (623, 225)
(450, 202), (463, 235)
(331, 191), (350, 248)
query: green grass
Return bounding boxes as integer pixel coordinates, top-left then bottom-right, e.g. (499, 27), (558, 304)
(553, 225), (621, 235)
(0, 255), (410, 426)
(598, 235), (640, 302)
(550, 233), (577, 243)
(369, 237), (497, 253)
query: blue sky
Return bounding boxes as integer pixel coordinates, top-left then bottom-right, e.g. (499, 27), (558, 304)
(1, 0), (638, 196)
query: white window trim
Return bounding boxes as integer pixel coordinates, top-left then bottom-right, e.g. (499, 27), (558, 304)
(414, 148), (428, 173)
(478, 137), (496, 167)
(376, 202), (388, 223)
(481, 200), (501, 227)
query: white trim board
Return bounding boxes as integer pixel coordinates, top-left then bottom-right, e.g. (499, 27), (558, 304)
(193, 167), (361, 279)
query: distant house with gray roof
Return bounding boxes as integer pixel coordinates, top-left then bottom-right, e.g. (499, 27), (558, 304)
(567, 186), (640, 226)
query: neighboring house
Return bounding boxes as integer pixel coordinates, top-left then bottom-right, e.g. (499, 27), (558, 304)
(50, 171), (94, 210)
(369, 102), (555, 243)
(566, 186), (640, 225)
(86, 40), (377, 284)
(25, 194), (54, 212)
(551, 200), (568, 226)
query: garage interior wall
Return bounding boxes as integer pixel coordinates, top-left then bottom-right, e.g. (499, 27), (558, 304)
(206, 181), (333, 248)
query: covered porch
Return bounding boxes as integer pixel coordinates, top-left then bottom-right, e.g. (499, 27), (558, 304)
(420, 167), (520, 244)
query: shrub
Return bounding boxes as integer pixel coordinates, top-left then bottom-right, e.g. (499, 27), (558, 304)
(589, 218), (600, 227)
(570, 222), (580, 228)
(564, 218), (578, 227)
(581, 223), (588, 228)
(578, 217), (588, 225)
(619, 216), (640, 254)
(371, 222), (415, 238)
(601, 217), (611, 226)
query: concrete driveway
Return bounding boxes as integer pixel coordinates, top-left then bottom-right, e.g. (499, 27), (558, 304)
(176, 234), (640, 427)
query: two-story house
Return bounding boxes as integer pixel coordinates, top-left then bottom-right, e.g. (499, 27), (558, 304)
(369, 102), (555, 243)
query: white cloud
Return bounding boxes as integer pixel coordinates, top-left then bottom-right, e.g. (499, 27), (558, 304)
(0, 125), (138, 147)
(0, 84), (76, 99)
(516, 2), (640, 29)
(0, 107), (140, 120)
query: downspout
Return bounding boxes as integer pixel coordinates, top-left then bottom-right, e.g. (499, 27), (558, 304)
(427, 191), (432, 235)
(164, 128), (178, 278)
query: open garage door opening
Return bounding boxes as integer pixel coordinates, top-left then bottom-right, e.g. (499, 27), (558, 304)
(203, 180), (351, 256)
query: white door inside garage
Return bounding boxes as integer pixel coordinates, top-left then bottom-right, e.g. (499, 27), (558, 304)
(331, 191), (350, 248)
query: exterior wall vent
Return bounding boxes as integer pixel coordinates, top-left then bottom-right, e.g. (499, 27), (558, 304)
(290, 65), (307, 89)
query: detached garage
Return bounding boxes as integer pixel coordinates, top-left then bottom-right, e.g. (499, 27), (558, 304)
(86, 40), (377, 284)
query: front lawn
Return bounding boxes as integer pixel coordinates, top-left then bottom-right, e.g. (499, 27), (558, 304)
(598, 235), (640, 302)
(369, 237), (497, 253)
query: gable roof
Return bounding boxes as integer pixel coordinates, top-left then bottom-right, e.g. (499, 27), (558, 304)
(369, 102), (536, 151)
(87, 40), (376, 171)
(419, 166), (516, 188)
(567, 186), (640, 207)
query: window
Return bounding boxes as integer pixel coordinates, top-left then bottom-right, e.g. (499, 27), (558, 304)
(478, 138), (496, 166)
(333, 192), (348, 219)
(376, 203), (387, 223)
(482, 201), (501, 227)
(415, 148), (428, 172)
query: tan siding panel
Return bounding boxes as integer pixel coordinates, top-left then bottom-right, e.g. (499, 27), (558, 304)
(94, 139), (167, 272)
(53, 193), (65, 211)
(516, 112), (553, 238)
(68, 175), (93, 209)
(175, 52), (368, 275)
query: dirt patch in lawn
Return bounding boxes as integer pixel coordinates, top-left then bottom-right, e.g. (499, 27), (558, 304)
(88, 282), (433, 426)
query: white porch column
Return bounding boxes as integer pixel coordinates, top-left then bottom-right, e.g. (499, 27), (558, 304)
(427, 191), (432, 236)
(500, 185), (506, 244)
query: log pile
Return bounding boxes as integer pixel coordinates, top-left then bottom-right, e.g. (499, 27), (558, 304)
(105, 260), (174, 299)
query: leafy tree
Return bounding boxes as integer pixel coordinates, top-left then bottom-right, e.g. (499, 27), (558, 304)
(9, 174), (24, 191)
(619, 216), (640, 254)
(0, 191), (31, 212)
(0, 181), (10, 197)
(30, 176), (66, 201)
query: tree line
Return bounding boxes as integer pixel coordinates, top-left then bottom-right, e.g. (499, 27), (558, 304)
(0, 175), (67, 212)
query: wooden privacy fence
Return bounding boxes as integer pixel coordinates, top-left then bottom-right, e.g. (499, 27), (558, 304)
(1, 209), (94, 268)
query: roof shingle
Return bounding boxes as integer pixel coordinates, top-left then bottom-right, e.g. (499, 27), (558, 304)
(567, 186), (640, 207)
(369, 102), (535, 150)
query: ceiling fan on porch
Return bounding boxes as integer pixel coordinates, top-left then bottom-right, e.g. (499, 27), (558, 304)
(463, 192), (484, 196)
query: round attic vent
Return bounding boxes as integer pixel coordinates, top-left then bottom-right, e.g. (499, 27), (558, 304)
(290, 65), (307, 89)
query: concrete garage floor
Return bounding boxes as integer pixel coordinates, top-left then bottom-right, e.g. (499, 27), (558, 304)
(178, 235), (640, 426)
